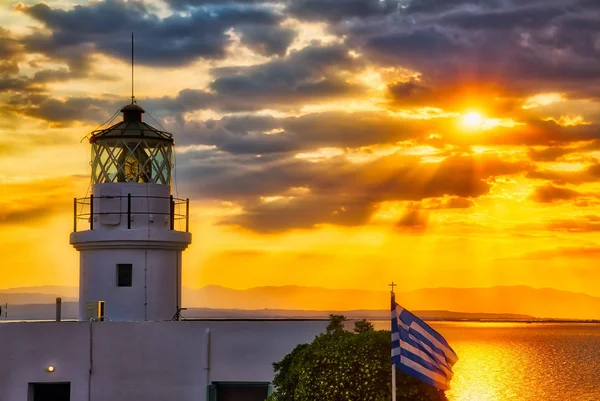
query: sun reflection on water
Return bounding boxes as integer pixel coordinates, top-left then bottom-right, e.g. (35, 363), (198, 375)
(371, 321), (600, 401)
(436, 322), (600, 401)
(446, 339), (529, 400)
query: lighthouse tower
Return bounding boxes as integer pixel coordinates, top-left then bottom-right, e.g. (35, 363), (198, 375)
(70, 103), (192, 321)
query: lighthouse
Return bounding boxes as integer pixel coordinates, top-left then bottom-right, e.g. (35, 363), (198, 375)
(70, 102), (192, 321)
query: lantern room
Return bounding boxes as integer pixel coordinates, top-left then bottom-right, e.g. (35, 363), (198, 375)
(90, 104), (173, 185)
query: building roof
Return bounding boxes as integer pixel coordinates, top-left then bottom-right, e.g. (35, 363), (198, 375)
(89, 103), (173, 144)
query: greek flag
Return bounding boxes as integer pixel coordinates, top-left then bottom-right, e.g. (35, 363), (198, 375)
(391, 301), (458, 390)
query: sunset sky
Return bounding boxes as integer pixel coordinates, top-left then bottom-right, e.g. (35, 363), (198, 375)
(1, 0), (600, 297)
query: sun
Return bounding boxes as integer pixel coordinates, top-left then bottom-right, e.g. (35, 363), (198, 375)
(462, 112), (484, 127)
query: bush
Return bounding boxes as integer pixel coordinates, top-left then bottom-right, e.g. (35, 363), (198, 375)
(268, 315), (447, 401)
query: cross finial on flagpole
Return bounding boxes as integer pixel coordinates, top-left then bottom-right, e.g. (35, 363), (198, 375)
(389, 281), (396, 293)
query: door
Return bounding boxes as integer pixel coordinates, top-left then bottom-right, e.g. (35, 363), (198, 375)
(29, 382), (71, 401)
(208, 382), (270, 401)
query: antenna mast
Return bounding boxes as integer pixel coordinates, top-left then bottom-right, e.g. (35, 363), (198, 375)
(131, 32), (135, 104)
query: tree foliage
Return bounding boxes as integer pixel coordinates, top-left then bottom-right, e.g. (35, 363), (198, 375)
(326, 314), (347, 334)
(353, 319), (375, 334)
(268, 316), (448, 401)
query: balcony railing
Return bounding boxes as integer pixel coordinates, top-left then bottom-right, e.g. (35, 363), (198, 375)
(73, 195), (189, 233)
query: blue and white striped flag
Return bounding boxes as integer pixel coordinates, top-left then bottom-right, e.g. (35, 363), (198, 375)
(391, 300), (458, 390)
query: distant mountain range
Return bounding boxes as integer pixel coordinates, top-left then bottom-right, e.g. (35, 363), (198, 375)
(1, 285), (599, 320)
(181, 285), (600, 319)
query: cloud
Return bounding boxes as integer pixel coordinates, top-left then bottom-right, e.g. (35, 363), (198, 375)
(9, 94), (118, 125)
(426, 196), (474, 209)
(173, 110), (428, 153)
(506, 245), (600, 261)
(396, 204), (428, 230)
(527, 146), (573, 162)
(0, 131), (75, 156)
(165, 0), (271, 10)
(332, 0), (600, 100)
(179, 149), (529, 232)
(547, 217), (600, 233)
(287, 0), (398, 22)
(0, 28), (22, 75)
(530, 184), (583, 203)
(133, 43), (367, 114)
(0, 176), (83, 226)
(526, 163), (600, 185)
(17, 0), (296, 69)
(207, 43), (365, 110)
(221, 194), (375, 233)
(527, 140), (600, 162)
(235, 23), (296, 57)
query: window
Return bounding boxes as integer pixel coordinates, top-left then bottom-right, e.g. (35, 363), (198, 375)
(116, 264), (132, 287)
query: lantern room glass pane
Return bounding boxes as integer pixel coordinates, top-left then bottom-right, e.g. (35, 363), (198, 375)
(91, 139), (172, 185)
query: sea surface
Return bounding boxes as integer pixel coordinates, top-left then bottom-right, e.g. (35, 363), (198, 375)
(371, 321), (600, 401)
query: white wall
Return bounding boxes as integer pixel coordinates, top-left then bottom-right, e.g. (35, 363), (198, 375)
(0, 320), (327, 401)
(72, 182), (191, 322)
(79, 248), (183, 321)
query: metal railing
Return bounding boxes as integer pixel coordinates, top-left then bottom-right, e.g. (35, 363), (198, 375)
(74, 194), (189, 232)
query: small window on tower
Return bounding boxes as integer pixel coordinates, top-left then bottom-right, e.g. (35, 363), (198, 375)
(116, 264), (133, 287)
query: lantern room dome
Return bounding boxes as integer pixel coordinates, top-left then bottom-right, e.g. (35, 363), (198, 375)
(89, 103), (173, 144)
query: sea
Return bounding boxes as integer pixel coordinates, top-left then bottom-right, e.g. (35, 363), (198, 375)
(370, 321), (600, 401)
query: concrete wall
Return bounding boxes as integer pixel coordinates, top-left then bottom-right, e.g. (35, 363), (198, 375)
(78, 247), (183, 321)
(71, 183), (191, 322)
(0, 320), (327, 401)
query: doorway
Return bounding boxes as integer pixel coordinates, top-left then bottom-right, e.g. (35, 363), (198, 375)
(208, 382), (270, 401)
(28, 382), (71, 401)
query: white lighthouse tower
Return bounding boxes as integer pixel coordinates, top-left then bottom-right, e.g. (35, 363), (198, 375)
(70, 102), (192, 321)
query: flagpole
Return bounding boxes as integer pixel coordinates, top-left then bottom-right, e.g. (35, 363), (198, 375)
(392, 364), (397, 401)
(390, 284), (397, 401)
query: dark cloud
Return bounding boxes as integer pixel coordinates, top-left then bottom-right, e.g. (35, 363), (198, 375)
(17, 0), (296, 68)
(0, 76), (41, 93)
(287, 0), (400, 22)
(530, 184), (582, 203)
(547, 217), (600, 232)
(9, 94), (118, 125)
(396, 205), (428, 230)
(527, 140), (600, 162)
(426, 197), (474, 209)
(173, 111), (424, 153)
(0, 176), (83, 226)
(0, 206), (57, 225)
(166, 0), (271, 11)
(221, 194), (375, 233)
(137, 44), (366, 114)
(527, 146), (573, 162)
(326, 0), (600, 99)
(527, 163), (600, 185)
(0, 28), (22, 75)
(235, 24), (296, 57)
(444, 120), (600, 147)
(207, 44), (365, 110)
(178, 149), (529, 232)
(401, 0), (505, 14)
(439, 5), (567, 30)
(143, 100), (600, 152)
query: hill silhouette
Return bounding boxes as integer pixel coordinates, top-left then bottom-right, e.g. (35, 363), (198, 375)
(1, 285), (599, 319)
(182, 285), (600, 319)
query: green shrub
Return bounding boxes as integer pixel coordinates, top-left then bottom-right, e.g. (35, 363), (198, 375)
(268, 315), (447, 401)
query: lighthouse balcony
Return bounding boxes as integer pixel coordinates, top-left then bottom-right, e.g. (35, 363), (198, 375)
(73, 192), (189, 233)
